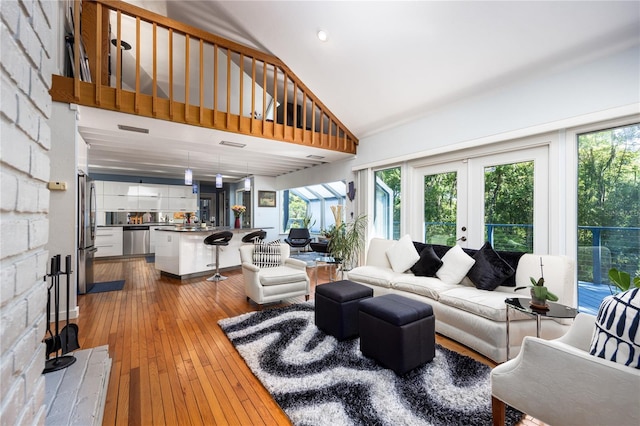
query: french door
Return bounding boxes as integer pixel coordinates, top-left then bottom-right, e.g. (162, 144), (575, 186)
(414, 146), (549, 252)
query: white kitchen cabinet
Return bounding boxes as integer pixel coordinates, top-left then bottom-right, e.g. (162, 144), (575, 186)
(168, 185), (193, 198)
(102, 181), (139, 196)
(138, 195), (169, 211)
(168, 196), (197, 211)
(103, 194), (139, 211)
(149, 225), (174, 253)
(94, 181), (104, 211)
(138, 184), (169, 198)
(95, 227), (123, 257)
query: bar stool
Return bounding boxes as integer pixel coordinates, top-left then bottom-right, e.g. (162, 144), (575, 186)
(241, 230), (267, 243)
(204, 231), (233, 282)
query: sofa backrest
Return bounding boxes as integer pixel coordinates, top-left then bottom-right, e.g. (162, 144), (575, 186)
(514, 254), (576, 305)
(365, 238), (395, 268)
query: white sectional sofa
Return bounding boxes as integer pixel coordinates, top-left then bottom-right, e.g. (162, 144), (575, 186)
(347, 237), (576, 362)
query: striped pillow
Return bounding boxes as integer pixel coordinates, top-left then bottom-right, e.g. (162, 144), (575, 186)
(589, 288), (640, 369)
(252, 239), (282, 268)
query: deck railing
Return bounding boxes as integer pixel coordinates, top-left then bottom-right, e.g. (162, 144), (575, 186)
(50, 0), (358, 154)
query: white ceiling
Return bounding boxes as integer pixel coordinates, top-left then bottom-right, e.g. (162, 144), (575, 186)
(81, 0), (640, 182)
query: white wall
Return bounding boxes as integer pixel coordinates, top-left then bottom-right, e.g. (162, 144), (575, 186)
(47, 102), (81, 318)
(1, 0), (56, 423)
(353, 46), (639, 169)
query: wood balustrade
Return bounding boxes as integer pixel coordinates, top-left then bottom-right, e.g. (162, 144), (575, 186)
(50, 0), (358, 154)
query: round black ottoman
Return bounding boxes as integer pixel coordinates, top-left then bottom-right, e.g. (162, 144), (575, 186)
(315, 280), (373, 340)
(359, 294), (435, 375)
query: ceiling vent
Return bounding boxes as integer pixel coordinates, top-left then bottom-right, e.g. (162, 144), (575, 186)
(117, 124), (149, 134)
(220, 140), (246, 148)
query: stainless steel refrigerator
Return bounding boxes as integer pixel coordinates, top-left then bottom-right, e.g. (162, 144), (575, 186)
(78, 173), (97, 294)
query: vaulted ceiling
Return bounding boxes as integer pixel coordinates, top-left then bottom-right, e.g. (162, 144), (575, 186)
(81, 0), (640, 181)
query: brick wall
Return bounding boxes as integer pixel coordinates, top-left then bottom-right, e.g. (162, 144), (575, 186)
(1, 0), (54, 424)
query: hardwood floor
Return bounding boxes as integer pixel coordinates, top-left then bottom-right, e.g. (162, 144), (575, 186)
(75, 257), (541, 425)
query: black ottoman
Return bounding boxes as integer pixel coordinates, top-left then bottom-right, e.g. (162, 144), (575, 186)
(315, 280), (374, 340)
(359, 294), (435, 375)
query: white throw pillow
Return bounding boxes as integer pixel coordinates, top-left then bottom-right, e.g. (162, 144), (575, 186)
(436, 245), (476, 285)
(386, 234), (420, 273)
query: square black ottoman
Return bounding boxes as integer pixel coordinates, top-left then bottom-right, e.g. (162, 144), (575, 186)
(315, 280), (373, 340)
(359, 294), (435, 375)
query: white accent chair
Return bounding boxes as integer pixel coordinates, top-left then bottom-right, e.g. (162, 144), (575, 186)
(491, 312), (640, 426)
(239, 243), (311, 305)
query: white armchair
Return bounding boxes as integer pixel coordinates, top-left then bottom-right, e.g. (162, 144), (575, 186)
(491, 312), (640, 426)
(239, 243), (310, 305)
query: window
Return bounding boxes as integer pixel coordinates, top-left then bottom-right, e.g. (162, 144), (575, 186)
(282, 181), (346, 233)
(577, 123), (640, 314)
(374, 167), (401, 240)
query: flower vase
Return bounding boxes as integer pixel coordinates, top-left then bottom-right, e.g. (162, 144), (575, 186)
(234, 216), (241, 229)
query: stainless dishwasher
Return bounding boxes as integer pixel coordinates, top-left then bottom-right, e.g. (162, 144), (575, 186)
(123, 225), (150, 255)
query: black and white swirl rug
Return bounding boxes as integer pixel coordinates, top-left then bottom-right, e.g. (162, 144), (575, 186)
(219, 303), (523, 426)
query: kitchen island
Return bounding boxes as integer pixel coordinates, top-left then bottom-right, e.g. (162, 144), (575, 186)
(154, 226), (267, 279)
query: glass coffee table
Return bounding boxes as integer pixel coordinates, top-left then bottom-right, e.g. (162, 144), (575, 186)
(315, 256), (342, 285)
(505, 297), (577, 360)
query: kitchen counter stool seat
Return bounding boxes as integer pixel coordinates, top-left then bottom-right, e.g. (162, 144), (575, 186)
(241, 230), (267, 243)
(204, 231), (234, 282)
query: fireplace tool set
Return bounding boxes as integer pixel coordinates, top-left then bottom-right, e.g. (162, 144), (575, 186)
(43, 254), (80, 374)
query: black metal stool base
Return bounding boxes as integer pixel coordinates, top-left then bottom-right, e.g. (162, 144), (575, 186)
(207, 274), (227, 282)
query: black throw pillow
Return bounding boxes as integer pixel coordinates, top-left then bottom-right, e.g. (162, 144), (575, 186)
(466, 241), (515, 291)
(410, 245), (443, 277)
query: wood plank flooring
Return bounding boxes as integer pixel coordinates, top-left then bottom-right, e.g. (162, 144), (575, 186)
(74, 256), (542, 425)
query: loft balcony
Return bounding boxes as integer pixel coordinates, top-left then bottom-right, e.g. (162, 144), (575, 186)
(50, 0), (358, 155)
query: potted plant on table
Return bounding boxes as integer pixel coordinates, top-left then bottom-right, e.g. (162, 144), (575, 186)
(514, 257), (558, 309)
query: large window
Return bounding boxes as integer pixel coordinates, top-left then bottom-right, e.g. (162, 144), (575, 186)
(577, 123), (640, 313)
(374, 167), (401, 240)
(282, 181), (346, 233)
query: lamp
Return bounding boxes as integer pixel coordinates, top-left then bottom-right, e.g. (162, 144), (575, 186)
(215, 156), (222, 188)
(244, 163), (250, 191)
(184, 153), (192, 185)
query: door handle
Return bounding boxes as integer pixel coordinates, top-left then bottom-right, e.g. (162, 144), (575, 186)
(457, 236), (467, 242)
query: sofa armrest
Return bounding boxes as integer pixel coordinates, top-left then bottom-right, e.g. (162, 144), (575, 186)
(241, 262), (260, 273)
(284, 258), (308, 270)
(554, 312), (596, 351)
(492, 334), (640, 426)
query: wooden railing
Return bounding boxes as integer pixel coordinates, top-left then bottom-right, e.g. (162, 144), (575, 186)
(50, 0), (358, 154)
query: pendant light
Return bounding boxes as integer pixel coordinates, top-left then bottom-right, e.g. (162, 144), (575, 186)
(184, 153), (192, 185)
(215, 156), (223, 188)
(244, 163), (250, 191)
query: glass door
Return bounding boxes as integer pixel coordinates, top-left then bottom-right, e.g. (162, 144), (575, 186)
(414, 161), (468, 247)
(415, 146), (548, 251)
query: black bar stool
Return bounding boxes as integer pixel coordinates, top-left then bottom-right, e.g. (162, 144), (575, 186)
(241, 230), (267, 243)
(204, 231), (233, 282)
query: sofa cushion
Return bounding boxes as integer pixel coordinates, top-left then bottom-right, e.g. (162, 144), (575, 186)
(392, 274), (458, 301)
(347, 266), (396, 288)
(589, 288), (640, 369)
(252, 239), (282, 268)
(410, 245), (443, 277)
(259, 265), (308, 286)
(438, 287), (517, 321)
(466, 241), (515, 291)
(436, 245), (475, 285)
(386, 234), (421, 273)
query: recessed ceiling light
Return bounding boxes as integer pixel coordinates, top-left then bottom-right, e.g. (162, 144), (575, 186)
(306, 154), (325, 160)
(317, 30), (328, 42)
(118, 124), (149, 133)
(219, 140), (246, 148)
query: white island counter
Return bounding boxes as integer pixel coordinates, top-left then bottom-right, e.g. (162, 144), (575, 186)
(154, 226), (265, 279)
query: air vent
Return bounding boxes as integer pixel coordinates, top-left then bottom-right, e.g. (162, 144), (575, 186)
(118, 124), (149, 134)
(219, 140), (246, 148)
(306, 155), (325, 160)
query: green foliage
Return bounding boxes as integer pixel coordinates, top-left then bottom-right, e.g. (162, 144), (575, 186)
(375, 167), (401, 239)
(325, 214), (368, 269)
(608, 268), (640, 293)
